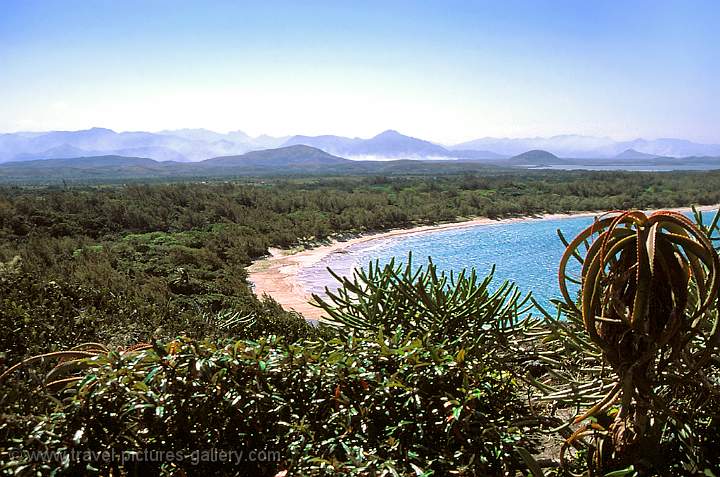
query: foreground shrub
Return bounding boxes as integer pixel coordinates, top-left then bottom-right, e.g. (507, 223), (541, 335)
(0, 260), (321, 424)
(313, 255), (532, 364)
(2, 333), (535, 476)
(2, 258), (546, 476)
(531, 209), (720, 475)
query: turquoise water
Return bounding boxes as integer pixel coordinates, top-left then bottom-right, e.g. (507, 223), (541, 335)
(298, 211), (716, 310)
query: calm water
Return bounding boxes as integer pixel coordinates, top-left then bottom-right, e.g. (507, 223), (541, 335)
(535, 165), (720, 171)
(298, 211), (715, 310)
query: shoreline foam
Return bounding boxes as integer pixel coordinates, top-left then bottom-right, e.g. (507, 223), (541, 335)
(247, 205), (719, 320)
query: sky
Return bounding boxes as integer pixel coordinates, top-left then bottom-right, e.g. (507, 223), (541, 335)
(0, 0), (718, 144)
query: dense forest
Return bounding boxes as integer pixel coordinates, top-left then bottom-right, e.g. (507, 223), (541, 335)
(1, 171), (719, 349)
(2, 170), (720, 475)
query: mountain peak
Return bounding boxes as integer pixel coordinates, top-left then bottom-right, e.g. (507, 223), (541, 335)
(509, 150), (560, 163)
(203, 144), (350, 167)
(226, 129), (251, 139)
(614, 148), (661, 160)
(374, 129), (404, 139)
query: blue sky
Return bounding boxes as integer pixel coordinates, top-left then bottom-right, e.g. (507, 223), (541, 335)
(0, 0), (718, 143)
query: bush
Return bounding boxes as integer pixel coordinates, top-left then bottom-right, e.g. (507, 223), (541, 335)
(1, 258), (543, 476)
(2, 332), (538, 476)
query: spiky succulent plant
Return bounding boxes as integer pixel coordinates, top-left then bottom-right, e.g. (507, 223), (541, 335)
(557, 210), (720, 470)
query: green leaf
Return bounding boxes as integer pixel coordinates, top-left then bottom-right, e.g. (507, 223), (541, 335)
(604, 465), (636, 477)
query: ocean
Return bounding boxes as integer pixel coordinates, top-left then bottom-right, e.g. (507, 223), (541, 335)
(297, 210), (717, 312)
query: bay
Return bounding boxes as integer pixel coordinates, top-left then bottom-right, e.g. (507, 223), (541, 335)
(298, 210), (716, 311)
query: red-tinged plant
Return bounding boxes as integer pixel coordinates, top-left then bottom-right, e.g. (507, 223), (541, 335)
(557, 210), (720, 471)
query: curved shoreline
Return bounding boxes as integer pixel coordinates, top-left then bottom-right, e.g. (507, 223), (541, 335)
(247, 205), (719, 320)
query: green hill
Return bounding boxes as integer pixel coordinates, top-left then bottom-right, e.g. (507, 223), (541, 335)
(507, 150), (561, 164)
(203, 145), (350, 168)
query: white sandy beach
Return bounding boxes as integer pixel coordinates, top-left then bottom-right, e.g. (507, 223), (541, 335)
(247, 205), (719, 320)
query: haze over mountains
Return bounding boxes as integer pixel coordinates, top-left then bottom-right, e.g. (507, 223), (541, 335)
(0, 128), (288, 163)
(2, 128), (720, 164)
(282, 130), (459, 159)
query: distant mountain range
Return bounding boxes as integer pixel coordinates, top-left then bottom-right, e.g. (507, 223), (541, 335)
(283, 130), (454, 159)
(451, 135), (720, 159)
(2, 145), (720, 184)
(283, 130), (504, 160)
(0, 128), (288, 163)
(1, 128), (719, 164)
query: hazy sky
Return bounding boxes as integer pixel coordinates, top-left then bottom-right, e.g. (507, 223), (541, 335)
(1, 0), (718, 143)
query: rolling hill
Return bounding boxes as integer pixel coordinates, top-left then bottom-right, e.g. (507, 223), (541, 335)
(204, 145), (349, 167)
(0, 146), (503, 182)
(0, 146), (357, 181)
(614, 149), (662, 160)
(508, 150), (561, 165)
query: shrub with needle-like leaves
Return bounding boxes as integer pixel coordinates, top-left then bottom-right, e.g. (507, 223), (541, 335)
(313, 253), (532, 349)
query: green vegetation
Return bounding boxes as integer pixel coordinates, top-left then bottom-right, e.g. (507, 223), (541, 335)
(1, 272), (535, 475)
(2, 171), (720, 475)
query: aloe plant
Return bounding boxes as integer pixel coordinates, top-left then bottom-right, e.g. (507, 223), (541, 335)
(557, 210), (720, 470)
